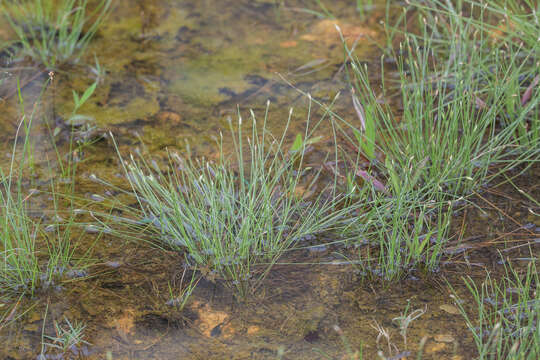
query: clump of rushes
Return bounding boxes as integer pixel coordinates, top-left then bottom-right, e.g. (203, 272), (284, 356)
(399, 0), (539, 151)
(402, 0), (539, 64)
(0, 160), (40, 296)
(337, 0), (539, 204)
(345, 31), (538, 202)
(330, 0), (539, 281)
(341, 182), (451, 281)
(1, 0), (112, 68)
(1, 85), (46, 297)
(116, 106), (350, 297)
(452, 259), (539, 359)
(1, 81), (94, 300)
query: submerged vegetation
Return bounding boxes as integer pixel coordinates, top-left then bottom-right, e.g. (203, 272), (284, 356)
(0, 0), (538, 358)
(42, 316), (89, 356)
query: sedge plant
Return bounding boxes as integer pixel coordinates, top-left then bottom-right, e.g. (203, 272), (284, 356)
(166, 266), (200, 311)
(452, 258), (539, 359)
(395, 0), (540, 150)
(0, 148), (41, 296)
(1, 81), (46, 297)
(345, 186), (452, 281)
(345, 31), (539, 203)
(327, 1), (538, 281)
(114, 104), (354, 297)
(1, 0), (112, 68)
(1, 79), (94, 300)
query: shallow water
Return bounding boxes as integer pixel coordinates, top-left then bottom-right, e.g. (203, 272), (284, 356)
(0, 1), (538, 359)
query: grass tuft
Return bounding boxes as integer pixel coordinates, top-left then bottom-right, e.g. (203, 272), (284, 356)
(1, 0), (112, 68)
(330, 0), (539, 282)
(1, 79), (94, 300)
(113, 105), (352, 297)
(452, 258), (539, 359)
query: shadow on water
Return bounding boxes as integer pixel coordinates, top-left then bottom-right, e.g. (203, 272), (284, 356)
(0, 0), (538, 359)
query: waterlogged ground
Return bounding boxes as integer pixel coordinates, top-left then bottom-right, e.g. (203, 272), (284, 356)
(0, 0), (539, 359)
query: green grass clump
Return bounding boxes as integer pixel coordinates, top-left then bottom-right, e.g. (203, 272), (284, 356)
(398, 0), (540, 150)
(1, 0), (112, 68)
(0, 132), (81, 298)
(0, 165), (41, 296)
(42, 317), (89, 355)
(116, 107), (350, 296)
(453, 259), (539, 359)
(1, 165), (90, 300)
(328, 0), (539, 281)
(1, 82), (93, 300)
(404, 0), (539, 62)
(347, 191), (451, 281)
(346, 34), (538, 202)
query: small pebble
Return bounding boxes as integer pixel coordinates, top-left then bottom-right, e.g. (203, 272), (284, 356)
(308, 245), (327, 253)
(439, 304), (460, 315)
(85, 224), (102, 233)
(90, 194), (106, 202)
(434, 334), (455, 343)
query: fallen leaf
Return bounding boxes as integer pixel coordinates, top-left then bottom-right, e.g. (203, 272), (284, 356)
(521, 75), (539, 106)
(280, 40), (297, 48)
(157, 111), (182, 124)
(356, 169), (387, 193)
(352, 91), (366, 131)
(474, 94), (487, 109)
(300, 19), (377, 46)
(112, 308), (136, 343)
(293, 58), (328, 73)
